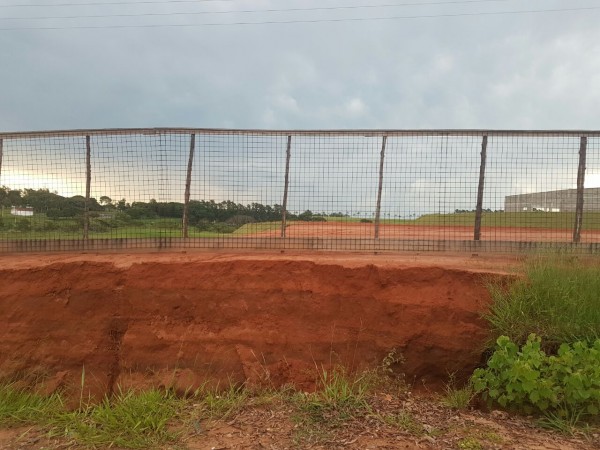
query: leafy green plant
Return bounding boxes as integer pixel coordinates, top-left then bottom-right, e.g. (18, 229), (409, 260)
(472, 334), (600, 423)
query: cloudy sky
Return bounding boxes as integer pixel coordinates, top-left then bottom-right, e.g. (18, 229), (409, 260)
(2, 0), (600, 218)
(1, 0), (600, 131)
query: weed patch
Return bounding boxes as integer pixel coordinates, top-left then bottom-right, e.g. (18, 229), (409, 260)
(0, 383), (64, 426)
(472, 334), (600, 425)
(485, 258), (600, 350)
(50, 388), (180, 449)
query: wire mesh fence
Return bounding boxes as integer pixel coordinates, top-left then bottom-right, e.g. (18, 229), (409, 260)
(1, 128), (600, 253)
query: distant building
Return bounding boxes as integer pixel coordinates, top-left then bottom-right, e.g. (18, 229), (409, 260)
(10, 207), (34, 217)
(505, 187), (600, 213)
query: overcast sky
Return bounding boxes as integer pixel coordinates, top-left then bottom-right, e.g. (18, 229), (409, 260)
(1, 0), (600, 131)
(2, 0), (600, 217)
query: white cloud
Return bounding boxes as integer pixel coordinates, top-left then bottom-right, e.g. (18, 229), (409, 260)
(344, 97), (367, 116)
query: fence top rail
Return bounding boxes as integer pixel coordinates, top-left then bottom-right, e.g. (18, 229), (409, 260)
(1, 128), (600, 140)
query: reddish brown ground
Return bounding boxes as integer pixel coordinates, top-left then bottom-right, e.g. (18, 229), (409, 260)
(257, 222), (600, 242)
(0, 251), (517, 402)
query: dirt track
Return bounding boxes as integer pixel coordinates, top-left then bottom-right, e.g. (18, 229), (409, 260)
(0, 251), (517, 401)
(258, 222), (600, 242)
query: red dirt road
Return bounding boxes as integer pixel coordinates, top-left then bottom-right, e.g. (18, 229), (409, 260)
(257, 222), (600, 242)
(0, 251), (517, 400)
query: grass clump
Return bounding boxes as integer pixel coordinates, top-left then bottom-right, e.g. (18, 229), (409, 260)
(51, 388), (180, 449)
(291, 366), (372, 445)
(0, 383), (64, 426)
(441, 384), (475, 411)
(382, 410), (427, 435)
(191, 383), (249, 421)
(485, 257), (600, 350)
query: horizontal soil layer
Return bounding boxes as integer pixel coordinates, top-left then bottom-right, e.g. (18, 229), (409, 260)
(0, 251), (516, 400)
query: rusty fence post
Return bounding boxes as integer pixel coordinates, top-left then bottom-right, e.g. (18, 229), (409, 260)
(573, 136), (587, 243)
(474, 135), (488, 241)
(374, 135), (387, 239)
(83, 135), (91, 240)
(182, 133), (196, 238)
(281, 135), (292, 238)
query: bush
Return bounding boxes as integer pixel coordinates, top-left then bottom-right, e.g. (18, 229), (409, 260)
(297, 210), (327, 222)
(15, 218), (31, 232)
(471, 334), (600, 421)
(194, 220), (238, 234)
(32, 220), (59, 232)
(226, 215), (256, 226)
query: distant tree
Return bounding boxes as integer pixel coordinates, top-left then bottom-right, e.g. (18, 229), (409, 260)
(99, 196), (112, 206)
(116, 199), (129, 211)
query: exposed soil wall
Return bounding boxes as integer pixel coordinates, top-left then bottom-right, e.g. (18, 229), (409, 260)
(0, 253), (510, 400)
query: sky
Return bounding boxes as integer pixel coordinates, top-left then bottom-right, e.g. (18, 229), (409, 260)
(1, 0), (600, 131)
(1, 0), (600, 216)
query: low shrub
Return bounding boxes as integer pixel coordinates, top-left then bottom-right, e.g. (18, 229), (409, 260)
(471, 334), (600, 423)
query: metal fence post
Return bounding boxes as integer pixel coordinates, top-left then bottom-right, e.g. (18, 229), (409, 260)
(83, 135), (91, 240)
(281, 135), (292, 238)
(573, 136), (587, 243)
(0, 138), (3, 184)
(474, 135), (488, 241)
(374, 135), (387, 239)
(182, 133), (196, 238)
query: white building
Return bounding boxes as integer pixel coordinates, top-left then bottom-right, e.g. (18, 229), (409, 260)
(10, 207), (34, 217)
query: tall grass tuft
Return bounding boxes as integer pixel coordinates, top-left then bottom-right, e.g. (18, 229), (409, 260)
(51, 388), (180, 449)
(0, 383), (64, 425)
(485, 257), (600, 351)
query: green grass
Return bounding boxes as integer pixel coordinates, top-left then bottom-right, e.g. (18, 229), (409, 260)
(484, 257), (600, 350)
(320, 211), (600, 230)
(51, 388), (180, 449)
(291, 366), (373, 445)
(409, 211), (600, 230)
(441, 384), (475, 410)
(233, 221), (281, 235)
(3, 210), (600, 240)
(191, 383), (249, 421)
(0, 383), (64, 426)
(381, 410), (428, 435)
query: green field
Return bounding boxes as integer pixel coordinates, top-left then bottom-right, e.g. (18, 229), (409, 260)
(2, 209), (600, 240)
(411, 211), (600, 229)
(326, 211), (600, 230)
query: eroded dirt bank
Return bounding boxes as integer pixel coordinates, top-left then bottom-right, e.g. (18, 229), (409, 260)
(0, 252), (514, 400)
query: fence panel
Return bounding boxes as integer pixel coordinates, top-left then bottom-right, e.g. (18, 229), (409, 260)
(0, 133), (87, 241)
(584, 137), (600, 243)
(1, 128), (600, 253)
(286, 133), (380, 249)
(380, 133), (482, 250)
(484, 134), (581, 244)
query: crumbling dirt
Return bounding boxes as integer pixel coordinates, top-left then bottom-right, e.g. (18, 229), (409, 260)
(0, 251), (515, 401)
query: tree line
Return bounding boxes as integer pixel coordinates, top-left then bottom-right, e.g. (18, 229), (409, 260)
(0, 186), (338, 225)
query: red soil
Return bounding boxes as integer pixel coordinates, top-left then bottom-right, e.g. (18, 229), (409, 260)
(0, 251), (516, 401)
(258, 222), (600, 242)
